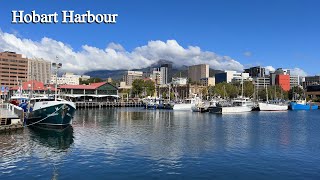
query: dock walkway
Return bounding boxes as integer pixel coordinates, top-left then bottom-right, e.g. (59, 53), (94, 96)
(0, 103), (24, 132)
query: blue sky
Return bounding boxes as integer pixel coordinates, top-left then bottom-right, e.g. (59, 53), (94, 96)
(0, 0), (319, 75)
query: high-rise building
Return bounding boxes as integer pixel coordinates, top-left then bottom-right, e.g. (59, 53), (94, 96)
(215, 71), (237, 84)
(244, 66), (265, 78)
(290, 75), (300, 88)
(50, 72), (81, 85)
(188, 64), (209, 83)
(123, 71), (143, 86)
(28, 57), (51, 84)
(276, 74), (290, 91)
(160, 64), (172, 84)
(0, 51), (28, 88)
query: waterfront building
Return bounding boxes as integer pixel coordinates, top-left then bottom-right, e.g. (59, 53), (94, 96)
(253, 76), (270, 90)
(303, 75), (320, 89)
(306, 85), (320, 99)
(188, 64), (209, 83)
(276, 74), (290, 91)
(146, 68), (161, 85)
(59, 82), (119, 102)
(215, 71), (236, 84)
(123, 71), (143, 86)
(172, 77), (187, 85)
(0, 51), (28, 88)
(27, 57), (51, 84)
(9, 80), (55, 95)
(244, 66), (265, 78)
(159, 84), (206, 99)
(160, 64), (172, 84)
(269, 71), (276, 86)
(200, 77), (215, 86)
(290, 75), (300, 88)
(231, 73), (252, 84)
(50, 72), (80, 85)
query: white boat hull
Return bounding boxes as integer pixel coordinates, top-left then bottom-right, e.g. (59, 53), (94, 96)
(173, 103), (193, 111)
(209, 106), (252, 114)
(258, 102), (288, 111)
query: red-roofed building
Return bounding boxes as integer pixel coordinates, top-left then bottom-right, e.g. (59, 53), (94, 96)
(59, 82), (119, 102)
(9, 80), (56, 95)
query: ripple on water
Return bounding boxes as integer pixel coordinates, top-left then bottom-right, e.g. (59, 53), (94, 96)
(1, 108), (320, 179)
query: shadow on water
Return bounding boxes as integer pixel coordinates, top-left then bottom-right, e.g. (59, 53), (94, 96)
(28, 126), (74, 151)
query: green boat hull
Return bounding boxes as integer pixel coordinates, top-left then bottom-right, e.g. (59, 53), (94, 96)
(26, 103), (76, 129)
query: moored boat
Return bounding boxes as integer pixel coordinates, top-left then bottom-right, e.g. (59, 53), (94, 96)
(258, 101), (288, 111)
(25, 97), (76, 129)
(289, 100), (318, 110)
(209, 97), (253, 114)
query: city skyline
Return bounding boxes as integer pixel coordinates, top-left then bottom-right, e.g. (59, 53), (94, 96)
(0, 0), (319, 75)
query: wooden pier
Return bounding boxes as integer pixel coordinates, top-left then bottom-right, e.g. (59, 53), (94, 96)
(0, 103), (24, 132)
(75, 101), (144, 108)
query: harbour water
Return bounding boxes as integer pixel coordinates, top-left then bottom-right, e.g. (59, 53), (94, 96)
(1, 108), (320, 179)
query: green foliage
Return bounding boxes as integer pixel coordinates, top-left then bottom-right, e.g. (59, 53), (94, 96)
(162, 91), (167, 99)
(212, 82), (238, 99)
(288, 86), (304, 100)
(257, 85), (289, 100)
(170, 92), (175, 100)
(80, 78), (103, 85)
(144, 80), (155, 96)
(132, 79), (155, 97)
(243, 81), (254, 97)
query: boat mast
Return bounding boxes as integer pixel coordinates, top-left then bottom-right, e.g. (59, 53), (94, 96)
(241, 73), (244, 97)
(52, 56), (62, 101)
(264, 76), (269, 102)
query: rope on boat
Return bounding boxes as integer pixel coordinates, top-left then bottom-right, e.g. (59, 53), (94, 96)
(24, 105), (64, 127)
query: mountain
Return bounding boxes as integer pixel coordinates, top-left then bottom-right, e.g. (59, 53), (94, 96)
(84, 60), (224, 80)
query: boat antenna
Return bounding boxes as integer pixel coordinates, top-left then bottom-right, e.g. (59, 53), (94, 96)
(52, 56), (62, 101)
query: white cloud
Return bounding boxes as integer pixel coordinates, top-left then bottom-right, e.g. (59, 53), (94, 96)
(0, 30), (244, 73)
(290, 68), (308, 77)
(264, 66), (275, 75)
(264, 66), (308, 77)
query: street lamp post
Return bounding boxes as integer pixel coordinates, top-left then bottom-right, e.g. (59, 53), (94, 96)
(52, 58), (62, 101)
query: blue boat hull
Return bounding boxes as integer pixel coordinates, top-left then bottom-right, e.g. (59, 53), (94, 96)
(289, 102), (318, 110)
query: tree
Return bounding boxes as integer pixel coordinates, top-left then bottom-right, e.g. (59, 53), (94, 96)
(288, 86), (304, 100)
(144, 80), (155, 96)
(80, 78), (103, 85)
(132, 79), (156, 97)
(243, 81), (254, 97)
(132, 79), (145, 97)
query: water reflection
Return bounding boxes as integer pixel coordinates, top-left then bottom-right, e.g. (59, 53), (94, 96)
(28, 126), (74, 151)
(1, 108), (320, 179)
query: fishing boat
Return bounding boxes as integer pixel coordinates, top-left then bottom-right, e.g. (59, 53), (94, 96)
(209, 75), (253, 114)
(289, 99), (318, 110)
(24, 61), (76, 129)
(191, 100), (209, 112)
(173, 96), (201, 111)
(24, 96), (76, 129)
(209, 97), (253, 114)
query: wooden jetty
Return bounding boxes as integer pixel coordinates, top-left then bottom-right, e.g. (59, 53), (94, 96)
(0, 103), (24, 132)
(75, 101), (144, 108)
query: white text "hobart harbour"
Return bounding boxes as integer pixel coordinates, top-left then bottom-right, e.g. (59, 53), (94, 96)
(11, 10), (118, 24)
